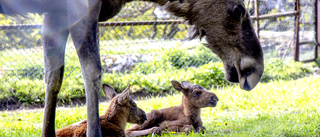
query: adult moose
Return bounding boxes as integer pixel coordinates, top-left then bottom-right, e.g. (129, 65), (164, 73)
(0, 0), (264, 136)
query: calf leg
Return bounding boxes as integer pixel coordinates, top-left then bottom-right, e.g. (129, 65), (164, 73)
(126, 110), (163, 137)
(67, 0), (102, 136)
(41, 12), (69, 137)
(159, 121), (195, 133)
(101, 122), (126, 137)
(126, 127), (161, 137)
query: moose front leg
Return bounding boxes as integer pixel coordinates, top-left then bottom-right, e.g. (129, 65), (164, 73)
(67, 0), (102, 136)
(41, 12), (69, 137)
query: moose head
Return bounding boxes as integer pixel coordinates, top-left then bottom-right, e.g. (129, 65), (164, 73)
(165, 0), (264, 91)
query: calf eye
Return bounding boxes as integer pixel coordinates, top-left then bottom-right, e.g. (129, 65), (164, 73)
(193, 91), (202, 97)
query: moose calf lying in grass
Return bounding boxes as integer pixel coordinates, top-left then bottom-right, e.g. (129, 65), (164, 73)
(56, 84), (147, 137)
(126, 80), (219, 137)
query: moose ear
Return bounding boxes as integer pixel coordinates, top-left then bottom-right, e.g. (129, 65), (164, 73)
(102, 84), (117, 99)
(117, 85), (130, 105)
(164, 0), (190, 18)
(187, 26), (206, 40)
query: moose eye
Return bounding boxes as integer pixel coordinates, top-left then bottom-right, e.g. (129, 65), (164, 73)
(230, 4), (245, 19)
(199, 29), (206, 39)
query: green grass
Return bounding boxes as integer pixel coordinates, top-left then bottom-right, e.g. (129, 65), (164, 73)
(1, 76), (319, 136)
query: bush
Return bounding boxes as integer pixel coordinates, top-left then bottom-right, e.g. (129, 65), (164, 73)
(190, 62), (228, 88)
(161, 46), (220, 69)
(261, 59), (313, 82)
(131, 60), (175, 75)
(315, 57), (320, 68)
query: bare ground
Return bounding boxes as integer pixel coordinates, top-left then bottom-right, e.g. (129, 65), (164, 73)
(0, 89), (174, 112)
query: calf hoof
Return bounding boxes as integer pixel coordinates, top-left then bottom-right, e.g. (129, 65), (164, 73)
(151, 127), (161, 135)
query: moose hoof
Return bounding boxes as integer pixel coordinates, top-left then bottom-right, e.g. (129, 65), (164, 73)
(199, 126), (206, 134)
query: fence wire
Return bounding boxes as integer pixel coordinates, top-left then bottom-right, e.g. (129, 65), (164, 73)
(0, 0), (317, 85)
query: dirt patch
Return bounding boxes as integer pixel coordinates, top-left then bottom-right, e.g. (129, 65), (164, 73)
(0, 97), (44, 111)
(0, 90), (174, 111)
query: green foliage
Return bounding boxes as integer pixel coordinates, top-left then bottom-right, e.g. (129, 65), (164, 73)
(0, 14), (43, 50)
(261, 59), (313, 82)
(11, 66), (44, 80)
(0, 49), (315, 106)
(190, 62), (228, 88)
(131, 60), (175, 75)
(0, 78), (45, 105)
(161, 46), (220, 69)
(315, 57), (320, 68)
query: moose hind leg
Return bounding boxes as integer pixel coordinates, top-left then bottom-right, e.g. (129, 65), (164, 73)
(41, 12), (69, 137)
(70, 24), (102, 136)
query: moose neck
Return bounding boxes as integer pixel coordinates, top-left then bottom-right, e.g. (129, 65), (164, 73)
(181, 96), (201, 118)
(100, 0), (170, 21)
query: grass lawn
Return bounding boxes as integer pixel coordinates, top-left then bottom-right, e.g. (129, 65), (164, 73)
(1, 76), (320, 137)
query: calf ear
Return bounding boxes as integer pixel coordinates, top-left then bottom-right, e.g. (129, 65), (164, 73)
(102, 84), (117, 99)
(118, 85), (130, 105)
(164, 0), (190, 18)
(181, 81), (191, 89)
(172, 80), (191, 90)
(171, 80), (183, 91)
(172, 80), (191, 95)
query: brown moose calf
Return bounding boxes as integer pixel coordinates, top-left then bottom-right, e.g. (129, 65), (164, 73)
(126, 80), (219, 137)
(56, 84), (147, 137)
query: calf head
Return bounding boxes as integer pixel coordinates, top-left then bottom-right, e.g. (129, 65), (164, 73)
(102, 84), (147, 125)
(171, 80), (218, 108)
(165, 0), (264, 91)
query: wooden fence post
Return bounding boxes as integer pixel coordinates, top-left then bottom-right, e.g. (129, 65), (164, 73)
(294, 0), (300, 61)
(254, 0), (260, 38)
(316, 0), (320, 59)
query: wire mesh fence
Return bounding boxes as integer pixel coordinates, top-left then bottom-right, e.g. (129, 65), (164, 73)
(0, 0), (317, 91)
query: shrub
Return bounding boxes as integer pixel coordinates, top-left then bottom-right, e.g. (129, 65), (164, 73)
(261, 59), (313, 82)
(161, 46), (220, 69)
(315, 57), (320, 68)
(190, 62), (229, 88)
(131, 60), (175, 75)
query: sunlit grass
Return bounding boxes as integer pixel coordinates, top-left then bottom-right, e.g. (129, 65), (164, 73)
(1, 76), (320, 136)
